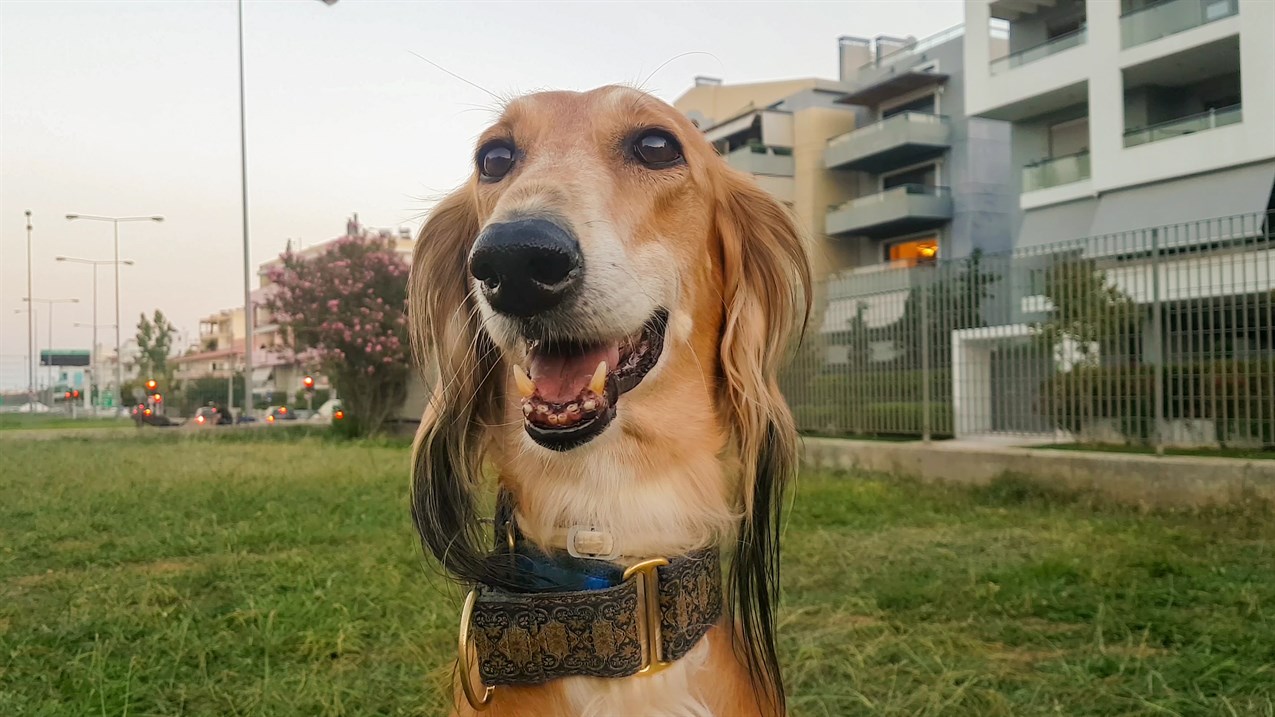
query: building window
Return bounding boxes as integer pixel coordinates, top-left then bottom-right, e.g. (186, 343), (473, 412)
(886, 236), (939, 265)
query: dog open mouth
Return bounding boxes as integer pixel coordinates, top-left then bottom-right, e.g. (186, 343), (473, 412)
(512, 310), (668, 451)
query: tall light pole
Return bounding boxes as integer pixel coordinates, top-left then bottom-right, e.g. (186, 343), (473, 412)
(25, 211), (34, 403)
(66, 214), (162, 411)
(58, 256), (134, 405)
(237, 0), (337, 419)
(23, 297), (80, 393)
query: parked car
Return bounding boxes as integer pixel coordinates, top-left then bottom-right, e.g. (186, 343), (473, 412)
(309, 398), (345, 423)
(192, 405), (233, 427)
(263, 405), (297, 424)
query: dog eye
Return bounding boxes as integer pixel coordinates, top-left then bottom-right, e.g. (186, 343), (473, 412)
(632, 130), (683, 168)
(478, 142), (515, 179)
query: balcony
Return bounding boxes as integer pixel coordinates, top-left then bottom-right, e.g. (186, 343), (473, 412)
(991, 27), (1087, 74)
(824, 113), (951, 173)
(825, 184), (953, 238)
(1022, 151), (1091, 192)
(1121, 0), (1238, 48)
(724, 144), (794, 176)
(1124, 104), (1241, 148)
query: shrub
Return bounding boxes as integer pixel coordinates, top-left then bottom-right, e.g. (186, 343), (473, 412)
(1039, 359), (1274, 447)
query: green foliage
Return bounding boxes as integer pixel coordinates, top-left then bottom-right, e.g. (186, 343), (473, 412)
(1031, 255), (1141, 367)
(264, 235), (410, 436)
(175, 375), (243, 416)
(790, 369), (954, 436)
(1040, 359), (1275, 446)
(133, 309), (177, 382)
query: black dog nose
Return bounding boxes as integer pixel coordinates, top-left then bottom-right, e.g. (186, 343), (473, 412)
(469, 218), (583, 317)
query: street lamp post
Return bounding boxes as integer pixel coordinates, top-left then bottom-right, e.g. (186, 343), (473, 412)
(58, 257), (134, 408)
(25, 211), (35, 403)
(22, 297), (80, 397)
(236, 0), (337, 420)
(66, 214), (163, 412)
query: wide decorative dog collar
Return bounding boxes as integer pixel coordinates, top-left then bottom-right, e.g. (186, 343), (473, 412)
(455, 503), (723, 710)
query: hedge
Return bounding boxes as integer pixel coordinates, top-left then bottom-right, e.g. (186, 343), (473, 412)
(1039, 359), (1274, 446)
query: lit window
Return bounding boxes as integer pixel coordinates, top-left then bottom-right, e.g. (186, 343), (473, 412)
(887, 237), (939, 265)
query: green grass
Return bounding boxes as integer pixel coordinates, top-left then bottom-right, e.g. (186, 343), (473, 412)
(1, 433), (1273, 716)
(0, 414), (130, 431)
(1033, 441), (1275, 461)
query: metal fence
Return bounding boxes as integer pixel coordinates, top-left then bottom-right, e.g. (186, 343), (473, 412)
(782, 211), (1275, 450)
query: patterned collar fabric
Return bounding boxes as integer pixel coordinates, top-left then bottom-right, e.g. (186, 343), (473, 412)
(466, 491), (724, 685)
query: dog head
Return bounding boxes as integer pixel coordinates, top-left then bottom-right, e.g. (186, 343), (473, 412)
(409, 85), (809, 706)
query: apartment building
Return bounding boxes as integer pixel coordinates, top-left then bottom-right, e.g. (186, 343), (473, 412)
(675, 31), (1017, 284)
(825, 29), (1016, 268)
(674, 76), (861, 280)
(963, 0), (1275, 244)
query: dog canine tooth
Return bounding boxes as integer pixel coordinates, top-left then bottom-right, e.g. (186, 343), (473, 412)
(512, 364), (536, 398)
(589, 361), (607, 395)
(583, 399), (596, 412)
(522, 403), (533, 417)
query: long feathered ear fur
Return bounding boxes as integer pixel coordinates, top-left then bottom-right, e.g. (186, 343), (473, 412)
(408, 187), (512, 587)
(713, 167), (812, 714)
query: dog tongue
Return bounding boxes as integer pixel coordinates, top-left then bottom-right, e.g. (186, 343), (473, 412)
(529, 342), (619, 404)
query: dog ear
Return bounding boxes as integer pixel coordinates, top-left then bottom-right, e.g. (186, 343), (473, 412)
(408, 187), (507, 585)
(712, 167), (811, 712)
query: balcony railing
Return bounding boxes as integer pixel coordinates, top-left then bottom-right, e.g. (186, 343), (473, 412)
(859, 24), (965, 71)
(1022, 151), (1091, 192)
(725, 143), (795, 176)
(1121, 0), (1238, 48)
(827, 112), (949, 148)
(826, 184), (953, 237)
(991, 27), (1087, 74)
(830, 184), (950, 213)
(1123, 104), (1242, 147)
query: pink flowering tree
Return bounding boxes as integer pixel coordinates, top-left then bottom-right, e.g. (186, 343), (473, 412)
(264, 235), (411, 436)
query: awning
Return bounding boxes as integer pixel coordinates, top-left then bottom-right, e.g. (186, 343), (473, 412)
(1086, 161), (1275, 252)
(251, 366), (274, 383)
(1017, 198), (1097, 250)
(703, 112), (759, 144)
(836, 69), (948, 107)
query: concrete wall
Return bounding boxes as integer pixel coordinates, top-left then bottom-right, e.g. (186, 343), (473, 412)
(801, 436), (1275, 509)
(791, 103), (861, 280)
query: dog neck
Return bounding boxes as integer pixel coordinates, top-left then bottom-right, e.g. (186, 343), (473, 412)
(495, 400), (738, 562)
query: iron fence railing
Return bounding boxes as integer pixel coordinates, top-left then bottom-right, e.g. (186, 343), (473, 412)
(783, 210), (1274, 451)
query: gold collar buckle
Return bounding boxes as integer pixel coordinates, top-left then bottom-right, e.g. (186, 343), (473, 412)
(458, 589), (494, 711)
(622, 557), (673, 676)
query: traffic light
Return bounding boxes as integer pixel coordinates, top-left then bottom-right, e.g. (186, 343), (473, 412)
(72, 389), (80, 399)
(64, 391), (72, 400)
(145, 378), (158, 392)
(152, 393), (163, 403)
(333, 409), (345, 421)
(302, 375), (315, 390)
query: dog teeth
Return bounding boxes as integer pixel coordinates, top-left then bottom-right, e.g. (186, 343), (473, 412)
(583, 399), (596, 412)
(522, 403), (532, 417)
(512, 364), (536, 398)
(589, 361), (607, 395)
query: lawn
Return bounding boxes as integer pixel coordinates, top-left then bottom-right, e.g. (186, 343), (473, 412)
(0, 414), (131, 432)
(1, 432), (1272, 716)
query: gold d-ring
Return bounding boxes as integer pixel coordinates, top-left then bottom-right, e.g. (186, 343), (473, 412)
(457, 589), (494, 710)
(622, 557), (672, 676)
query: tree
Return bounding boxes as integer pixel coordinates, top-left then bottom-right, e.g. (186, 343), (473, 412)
(1031, 254), (1140, 369)
(264, 234), (411, 436)
(134, 310), (177, 381)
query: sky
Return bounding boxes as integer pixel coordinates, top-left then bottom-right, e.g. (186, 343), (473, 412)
(0, 0), (965, 390)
